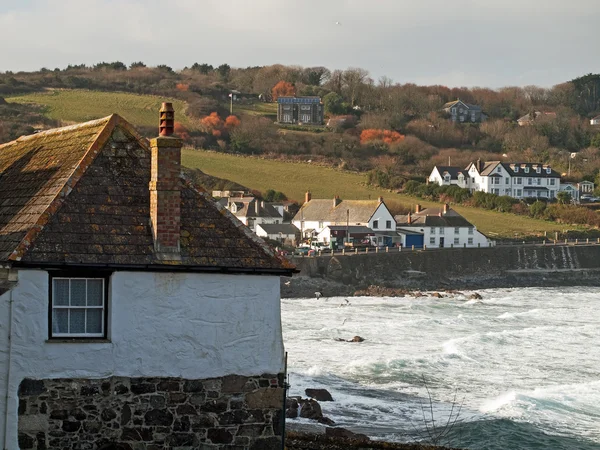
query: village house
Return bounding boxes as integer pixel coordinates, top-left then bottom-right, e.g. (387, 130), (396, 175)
(276, 96), (324, 125)
(517, 111), (556, 126)
(428, 165), (470, 188)
(292, 192), (396, 242)
(222, 196), (284, 233)
(255, 223), (300, 246)
(442, 99), (486, 123)
(558, 182), (580, 202)
(395, 204), (493, 249)
(578, 180), (595, 194)
(0, 104), (295, 450)
(590, 115), (600, 126)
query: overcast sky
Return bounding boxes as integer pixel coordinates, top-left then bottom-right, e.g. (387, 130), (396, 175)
(2, 0), (599, 88)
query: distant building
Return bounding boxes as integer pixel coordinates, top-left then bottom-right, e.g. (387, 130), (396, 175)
(559, 183), (580, 202)
(277, 96), (324, 125)
(224, 197), (283, 233)
(590, 115), (600, 126)
(395, 204), (493, 249)
(256, 223), (300, 246)
(517, 111), (556, 126)
(211, 189), (248, 198)
(428, 165), (470, 188)
(578, 180), (595, 194)
(442, 99), (486, 123)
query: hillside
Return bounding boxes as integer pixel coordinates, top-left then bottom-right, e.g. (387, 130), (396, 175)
(181, 149), (583, 239)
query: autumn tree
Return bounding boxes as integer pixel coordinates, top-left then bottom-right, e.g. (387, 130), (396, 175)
(271, 81), (295, 101)
(360, 129), (405, 145)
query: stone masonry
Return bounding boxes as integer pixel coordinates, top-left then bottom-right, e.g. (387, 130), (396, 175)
(18, 374), (285, 450)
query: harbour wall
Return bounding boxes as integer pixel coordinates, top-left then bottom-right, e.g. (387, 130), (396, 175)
(282, 244), (600, 297)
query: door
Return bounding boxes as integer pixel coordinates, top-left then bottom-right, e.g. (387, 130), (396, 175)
(439, 237), (445, 248)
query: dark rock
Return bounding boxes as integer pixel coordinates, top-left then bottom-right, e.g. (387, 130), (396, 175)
(470, 292), (483, 300)
(285, 406), (298, 418)
(191, 413), (217, 429)
(222, 375), (248, 393)
(39, 402), (47, 414)
(156, 380), (180, 392)
(19, 379), (46, 397)
(249, 436), (281, 450)
(168, 392), (187, 404)
(71, 408), (87, 421)
(80, 385), (99, 396)
(238, 424), (265, 438)
(101, 381), (111, 394)
(121, 427), (153, 442)
(325, 426), (370, 441)
(18, 399), (27, 415)
(50, 409), (69, 420)
(83, 421), (101, 433)
(183, 380), (204, 393)
(431, 292), (444, 298)
(349, 336), (365, 342)
(173, 416), (190, 432)
(207, 427), (234, 444)
(176, 404), (197, 416)
(144, 409), (173, 426)
(149, 395), (165, 409)
(101, 408), (117, 422)
(121, 404), (131, 426)
(62, 420), (81, 432)
(201, 399), (228, 414)
(230, 398), (245, 410)
(189, 393), (207, 405)
(130, 383), (155, 395)
(305, 388), (334, 401)
(114, 383), (129, 395)
(298, 399), (322, 420)
(272, 409), (283, 435)
(18, 433), (35, 449)
(166, 433), (198, 447)
(318, 416), (336, 426)
(35, 432), (47, 450)
(219, 409), (249, 425)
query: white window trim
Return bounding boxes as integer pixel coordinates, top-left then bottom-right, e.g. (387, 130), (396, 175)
(51, 277), (106, 338)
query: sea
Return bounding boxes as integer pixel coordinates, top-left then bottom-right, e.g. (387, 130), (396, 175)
(281, 287), (600, 450)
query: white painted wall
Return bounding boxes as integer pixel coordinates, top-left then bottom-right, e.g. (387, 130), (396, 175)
(403, 225), (492, 249)
(0, 269), (283, 449)
(368, 203), (396, 232)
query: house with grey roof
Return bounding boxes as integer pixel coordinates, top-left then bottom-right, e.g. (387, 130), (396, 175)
(466, 160), (561, 199)
(395, 204), (493, 249)
(256, 223), (300, 246)
(224, 196), (284, 233)
(429, 165), (470, 188)
(292, 192), (396, 242)
(442, 99), (486, 123)
(517, 111), (556, 126)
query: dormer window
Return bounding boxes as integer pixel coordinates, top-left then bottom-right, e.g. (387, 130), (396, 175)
(525, 167), (530, 173)
(514, 166), (519, 173)
(444, 174), (451, 181)
(546, 168), (551, 174)
(536, 167), (541, 174)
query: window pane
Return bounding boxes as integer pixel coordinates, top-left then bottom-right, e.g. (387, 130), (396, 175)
(53, 309), (68, 334)
(53, 279), (69, 306)
(70, 310), (85, 334)
(87, 309), (103, 334)
(70, 279), (86, 306)
(87, 280), (103, 306)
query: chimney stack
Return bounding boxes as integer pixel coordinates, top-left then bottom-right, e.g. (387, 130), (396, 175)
(305, 191), (312, 204)
(150, 102), (183, 260)
(378, 196), (384, 204)
(415, 204), (421, 213)
(333, 195), (341, 207)
(443, 203), (449, 215)
(407, 212), (412, 225)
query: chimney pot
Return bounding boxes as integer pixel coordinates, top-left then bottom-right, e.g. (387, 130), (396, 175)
(305, 191), (312, 204)
(407, 212), (412, 225)
(333, 195), (341, 207)
(443, 203), (449, 215)
(415, 204), (421, 213)
(159, 102), (175, 136)
(378, 196), (384, 204)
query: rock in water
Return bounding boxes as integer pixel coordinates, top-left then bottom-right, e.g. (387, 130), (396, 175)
(325, 427), (370, 441)
(470, 292), (483, 300)
(318, 416), (336, 426)
(431, 292), (443, 298)
(298, 399), (322, 420)
(305, 388), (334, 402)
(349, 336), (365, 342)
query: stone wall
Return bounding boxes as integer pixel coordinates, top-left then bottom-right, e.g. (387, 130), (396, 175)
(18, 374), (284, 450)
(283, 245), (600, 297)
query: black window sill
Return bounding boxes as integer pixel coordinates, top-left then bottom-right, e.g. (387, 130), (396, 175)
(45, 338), (111, 344)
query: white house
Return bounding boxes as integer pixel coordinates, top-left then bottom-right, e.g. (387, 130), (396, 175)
(428, 166), (470, 188)
(590, 115), (600, 126)
(292, 192), (396, 239)
(395, 204), (493, 249)
(0, 108), (295, 449)
(578, 180), (595, 194)
(466, 161), (561, 200)
(225, 197), (283, 233)
(255, 223), (300, 245)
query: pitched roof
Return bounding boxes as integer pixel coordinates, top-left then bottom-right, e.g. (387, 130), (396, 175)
(293, 199), (383, 224)
(0, 115), (294, 274)
(256, 224), (299, 235)
(442, 100), (482, 111)
(229, 199), (282, 219)
(395, 207), (474, 228)
(474, 161), (560, 178)
(517, 111), (556, 123)
(434, 166), (468, 180)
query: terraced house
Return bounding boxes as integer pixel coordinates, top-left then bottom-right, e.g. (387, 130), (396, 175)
(0, 104), (295, 450)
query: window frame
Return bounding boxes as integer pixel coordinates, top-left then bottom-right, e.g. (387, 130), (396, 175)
(373, 220), (379, 229)
(48, 270), (110, 340)
(386, 220), (392, 229)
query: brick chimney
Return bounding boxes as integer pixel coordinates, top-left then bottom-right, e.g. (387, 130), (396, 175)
(333, 195), (342, 207)
(378, 196), (384, 204)
(407, 212), (412, 225)
(443, 203), (449, 215)
(305, 191), (312, 204)
(150, 102), (183, 260)
(415, 204), (421, 213)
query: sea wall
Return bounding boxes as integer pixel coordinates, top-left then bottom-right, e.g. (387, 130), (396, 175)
(282, 244), (600, 297)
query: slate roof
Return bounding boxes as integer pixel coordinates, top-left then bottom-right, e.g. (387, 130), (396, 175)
(395, 207), (474, 228)
(324, 225), (374, 234)
(476, 161), (560, 178)
(442, 100), (482, 111)
(230, 199), (282, 219)
(294, 199), (383, 224)
(434, 166), (468, 180)
(517, 111), (556, 123)
(0, 115), (294, 274)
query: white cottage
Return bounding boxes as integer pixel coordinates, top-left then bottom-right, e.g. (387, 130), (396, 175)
(0, 106), (295, 450)
(292, 192), (396, 239)
(395, 204), (493, 249)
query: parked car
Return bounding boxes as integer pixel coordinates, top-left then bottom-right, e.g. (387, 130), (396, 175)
(293, 247), (310, 256)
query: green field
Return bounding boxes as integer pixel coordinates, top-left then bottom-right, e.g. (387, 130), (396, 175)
(8, 90), (198, 129)
(182, 149), (582, 239)
(233, 102), (277, 118)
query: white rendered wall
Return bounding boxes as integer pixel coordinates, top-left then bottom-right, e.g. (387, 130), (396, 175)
(368, 204), (396, 231)
(0, 269), (284, 448)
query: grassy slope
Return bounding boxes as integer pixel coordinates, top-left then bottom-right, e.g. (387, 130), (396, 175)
(182, 149), (581, 239)
(7, 90), (198, 129)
